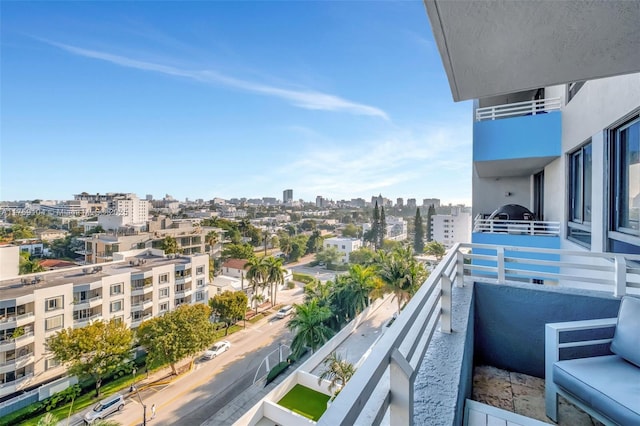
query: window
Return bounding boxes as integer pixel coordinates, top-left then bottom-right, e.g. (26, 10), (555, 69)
(45, 358), (61, 370)
(196, 291), (204, 301)
(196, 266), (204, 275)
(45, 315), (64, 331)
(45, 296), (63, 312)
(113, 316), (124, 324)
(197, 279), (204, 287)
(568, 142), (592, 247)
(610, 116), (640, 251)
(110, 300), (123, 313)
(110, 283), (123, 296)
(159, 302), (169, 312)
(612, 118), (640, 235)
(159, 274), (169, 284)
(159, 287), (169, 299)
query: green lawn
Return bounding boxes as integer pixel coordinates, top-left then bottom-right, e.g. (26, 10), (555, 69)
(277, 384), (330, 421)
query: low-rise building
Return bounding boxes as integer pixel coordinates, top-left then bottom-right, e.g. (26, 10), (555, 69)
(0, 248), (209, 398)
(323, 237), (362, 264)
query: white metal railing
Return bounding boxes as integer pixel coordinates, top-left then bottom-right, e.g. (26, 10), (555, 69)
(475, 97), (561, 122)
(319, 243), (640, 425)
(0, 312), (34, 324)
(473, 215), (560, 236)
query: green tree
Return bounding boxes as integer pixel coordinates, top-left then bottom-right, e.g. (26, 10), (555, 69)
(371, 202), (381, 249)
(341, 223), (361, 238)
(221, 243), (255, 260)
(19, 252), (45, 274)
(47, 320), (133, 397)
(279, 235), (292, 260)
(318, 352), (356, 397)
(300, 219), (317, 231)
(205, 230), (219, 254)
(288, 235), (308, 262)
(246, 257), (268, 312)
(347, 247), (376, 265)
(137, 304), (215, 375)
(379, 206), (387, 249)
(414, 208), (424, 253)
(426, 204), (436, 242)
(424, 241), (447, 261)
(265, 256), (286, 306)
(209, 291), (248, 335)
(160, 236), (180, 255)
(288, 300), (334, 356)
(305, 230), (323, 254)
(315, 246), (341, 266)
(377, 247), (428, 313)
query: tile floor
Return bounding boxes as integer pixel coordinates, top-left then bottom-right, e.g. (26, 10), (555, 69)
(472, 365), (604, 426)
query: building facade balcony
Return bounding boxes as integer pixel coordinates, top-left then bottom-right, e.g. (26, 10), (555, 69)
(473, 98), (561, 178)
(72, 295), (102, 310)
(0, 332), (35, 352)
(0, 373), (33, 398)
(0, 312), (35, 331)
(73, 314), (103, 328)
(0, 353), (35, 375)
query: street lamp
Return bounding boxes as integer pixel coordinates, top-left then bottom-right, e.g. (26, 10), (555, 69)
(130, 367), (147, 426)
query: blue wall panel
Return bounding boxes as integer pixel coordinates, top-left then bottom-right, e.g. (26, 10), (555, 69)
(473, 112), (561, 162)
(473, 282), (622, 378)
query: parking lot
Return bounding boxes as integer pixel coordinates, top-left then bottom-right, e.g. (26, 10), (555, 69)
(289, 264), (346, 283)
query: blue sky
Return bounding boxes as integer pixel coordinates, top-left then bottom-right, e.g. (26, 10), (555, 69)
(1, 1), (472, 204)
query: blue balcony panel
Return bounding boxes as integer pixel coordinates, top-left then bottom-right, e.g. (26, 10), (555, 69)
(473, 111), (561, 178)
(472, 232), (561, 277)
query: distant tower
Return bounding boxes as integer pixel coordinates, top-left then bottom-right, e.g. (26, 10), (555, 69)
(316, 196), (324, 208)
(283, 189), (293, 204)
(396, 198), (404, 208)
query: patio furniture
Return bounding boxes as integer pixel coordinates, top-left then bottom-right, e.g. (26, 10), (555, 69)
(545, 296), (640, 425)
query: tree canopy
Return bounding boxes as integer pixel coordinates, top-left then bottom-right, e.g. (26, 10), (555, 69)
(424, 240), (447, 261)
(221, 243), (255, 260)
(47, 319), (133, 396)
(137, 304), (215, 375)
(315, 246), (341, 266)
(209, 291), (248, 335)
(414, 208), (424, 253)
(288, 299), (334, 356)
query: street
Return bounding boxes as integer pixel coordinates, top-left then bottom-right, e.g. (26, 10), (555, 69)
(109, 288), (303, 426)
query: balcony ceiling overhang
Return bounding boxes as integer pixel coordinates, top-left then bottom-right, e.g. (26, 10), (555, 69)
(475, 157), (556, 178)
(424, 0), (640, 101)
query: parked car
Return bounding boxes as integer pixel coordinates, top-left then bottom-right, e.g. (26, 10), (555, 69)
(276, 305), (294, 319)
(84, 393), (125, 424)
(203, 340), (231, 359)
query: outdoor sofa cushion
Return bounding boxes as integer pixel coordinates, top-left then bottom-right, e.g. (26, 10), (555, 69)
(554, 355), (640, 425)
(610, 296), (640, 368)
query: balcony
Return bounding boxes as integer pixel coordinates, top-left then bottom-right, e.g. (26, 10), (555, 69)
(130, 313), (152, 327)
(0, 373), (33, 398)
(73, 314), (103, 328)
(472, 215), (561, 255)
(72, 295), (102, 310)
(0, 312), (35, 331)
(175, 276), (192, 285)
(0, 332), (35, 351)
(473, 98), (561, 178)
(0, 353), (35, 374)
(243, 243), (639, 425)
(131, 284), (153, 296)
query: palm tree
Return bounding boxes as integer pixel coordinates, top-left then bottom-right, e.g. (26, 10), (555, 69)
(318, 352), (356, 397)
(424, 241), (447, 262)
(252, 293), (264, 316)
(265, 256), (286, 306)
(246, 257), (268, 309)
(205, 231), (219, 255)
(377, 247), (416, 313)
(287, 300), (334, 356)
(161, 236), (180, 255)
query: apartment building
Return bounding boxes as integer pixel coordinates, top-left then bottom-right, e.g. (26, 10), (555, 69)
(282, 189), (293, 204)
(431, 207), (472, 248)
(77, 219), (223, 264)
(323, 237), (362, 264)
(0, 249), (209, 398)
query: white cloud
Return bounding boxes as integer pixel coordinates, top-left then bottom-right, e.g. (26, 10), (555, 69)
(277, 124), (471, 201)
(44, 40), (389, 119)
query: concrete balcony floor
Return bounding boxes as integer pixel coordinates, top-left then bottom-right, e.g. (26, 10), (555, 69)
(472, 365), (604, 426)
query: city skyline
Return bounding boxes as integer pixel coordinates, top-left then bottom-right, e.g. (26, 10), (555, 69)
(1, 2), (472, 205)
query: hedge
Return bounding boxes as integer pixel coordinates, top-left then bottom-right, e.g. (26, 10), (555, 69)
(265, 361), (289, 386)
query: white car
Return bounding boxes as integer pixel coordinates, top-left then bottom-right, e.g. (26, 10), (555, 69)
(203, 340), (231, 359)
(84, 394), (125, 424)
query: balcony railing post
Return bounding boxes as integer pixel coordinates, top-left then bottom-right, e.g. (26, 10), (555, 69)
(497, 247), (505, 283)
(456, 250), (465, 287)
(441, 275), (452, 334)
(614, 256), (627, 297)
(390, 348), (413, 426)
